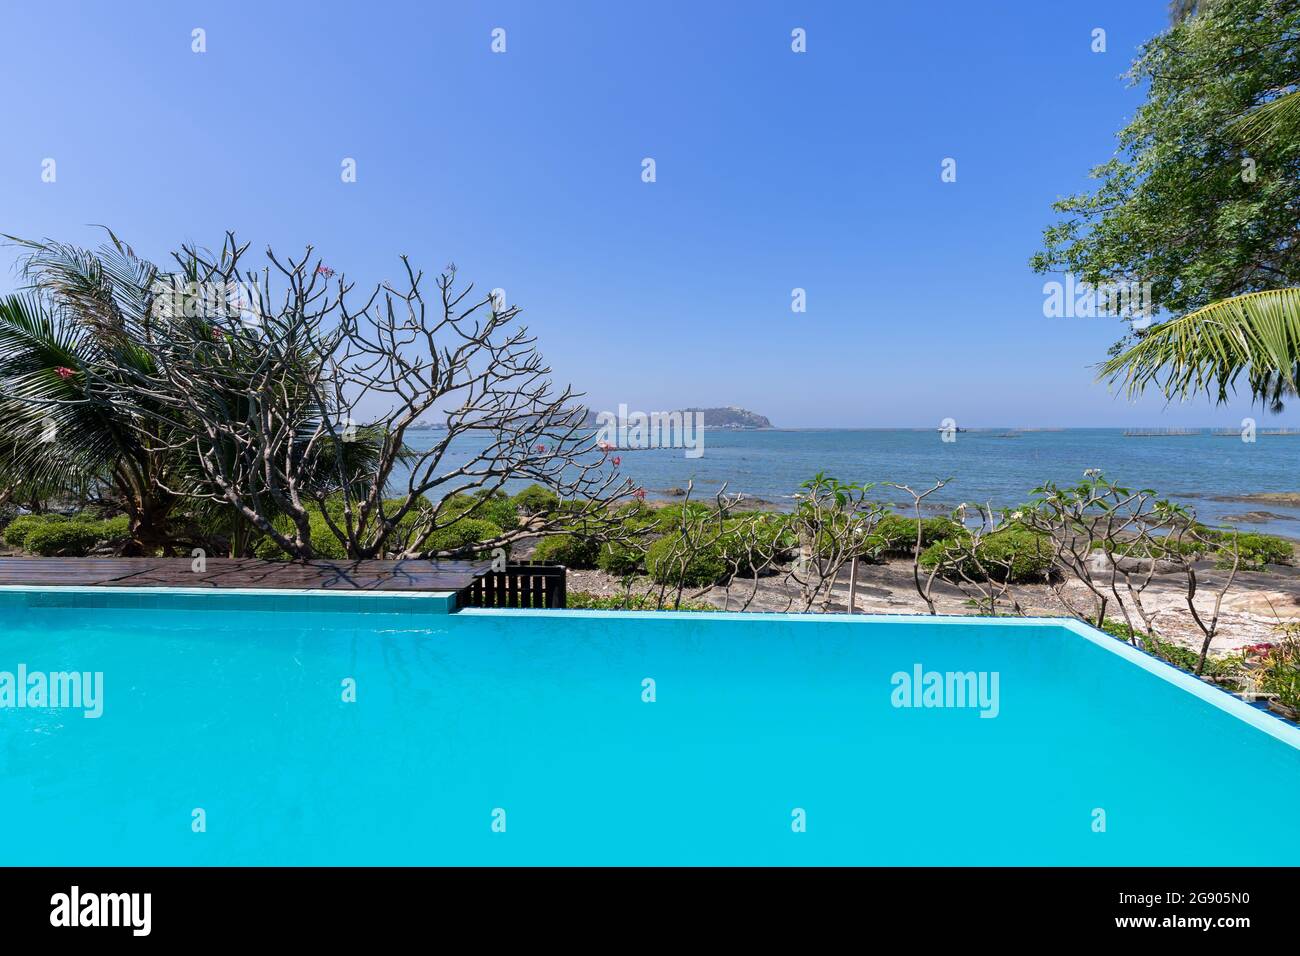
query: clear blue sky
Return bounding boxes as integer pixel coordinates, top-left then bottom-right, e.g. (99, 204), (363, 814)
(0, 1), (1289, 429)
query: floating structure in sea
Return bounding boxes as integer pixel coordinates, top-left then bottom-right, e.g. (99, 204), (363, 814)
(1211, 427), (1300, 437)
(1122, 428), (1202, 437)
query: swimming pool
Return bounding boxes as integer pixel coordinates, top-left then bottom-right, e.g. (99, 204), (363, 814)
(1, 588), (1297, 865)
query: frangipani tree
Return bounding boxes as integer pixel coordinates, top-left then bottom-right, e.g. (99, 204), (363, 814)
(1, 230), (633, 559)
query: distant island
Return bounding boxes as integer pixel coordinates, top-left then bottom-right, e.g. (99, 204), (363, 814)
(579, 405), (772, 430)
(682, 406), (773, 429)
(407, 406), (773, 431)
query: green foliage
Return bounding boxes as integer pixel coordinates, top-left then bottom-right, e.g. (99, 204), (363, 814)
(95, 514), (131, 545)
(1210, 531), (1295, 570)
(1099, 289), (1300, 410)
(566, 590), (715, 611)
(511, 483), (560, 514)
(24, 521), (103, 557)
(597, 538), (646, 576)
(651, 502), (714, 529)
(613, 501), (654, 523)
(1033, 0), (1300, 338)
(1252, 627), (1300, 711)
(868, 513), (962, 554)
(920, 526), (1053, 583)
(4, 513), (70, 548)
(420, 518), (506, 559)
(440, 490), (518, 530)
(593, 504), (659, 574)
(6, 512), (131, 555)
(1098, 618), (1237, 677)
(1098, 618), (1147, 643)
(645, 532), (729, 588)
(0, 236), (392, 554)
(253, 511), (350, 560)
(531, 533), (600, 568)
(1091, 535), (1203, 560)
(719, 515), (796, 573)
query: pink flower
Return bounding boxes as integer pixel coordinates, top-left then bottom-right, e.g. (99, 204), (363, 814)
(597, 440), (614, 453)
(535, 444), (546, 454)
(316, 264), (335, 277)
(53, 366), (74, 380)
(612, 456), (621, 467)
(633, 487), (646, 500)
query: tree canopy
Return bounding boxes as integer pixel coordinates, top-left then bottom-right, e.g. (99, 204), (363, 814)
(1032, 0), (1300, 347)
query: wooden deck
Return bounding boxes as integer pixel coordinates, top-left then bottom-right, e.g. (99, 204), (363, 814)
(0, 557), (491, 592)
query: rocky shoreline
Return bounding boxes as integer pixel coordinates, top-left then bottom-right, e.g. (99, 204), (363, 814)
(516, 530), (1300, 657)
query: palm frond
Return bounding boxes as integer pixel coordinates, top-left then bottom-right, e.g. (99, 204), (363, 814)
(4, 235), (158, 342)
(1099, 288), (1300, 410)
(1231, 88), (1300, 146)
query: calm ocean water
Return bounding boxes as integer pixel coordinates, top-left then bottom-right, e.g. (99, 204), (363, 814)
(401, 428), (1300, 538)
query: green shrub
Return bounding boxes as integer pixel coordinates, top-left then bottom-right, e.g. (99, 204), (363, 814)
(613, 501), (654, 523)
(651, 502), (714, 530)
(94, 515), (132, 547)
(566, 590), (715, 611)
(531, 533), (600, 568)
(1092, 536), (1202, 560)
(1253, 629), (1300, 711)
(4, 513), (70, 549)
(253, 511), (350, 560)
(1099, 619), (1235, 677)
(920, 526), (1053, 583)
(718, 516), (796, 574)
(869, 514), (962, 553)
(597, 538), (646, 576)
(512, 483), (560, 515)
(810, 515), (877, 560)
(1098, 618), (1147, 643)
(645, 532), (729, 587)
(440, 490), (518, 530)
(420, 518), (505, 559)
(593, 506), (660, 575)
(1214, 532), (1294, 571)
(24, 522), (102, 557)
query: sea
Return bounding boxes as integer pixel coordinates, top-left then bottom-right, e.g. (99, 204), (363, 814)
(399, 428), (1300, 539)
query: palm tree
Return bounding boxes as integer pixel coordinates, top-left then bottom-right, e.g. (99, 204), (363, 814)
(1, 232), (390, 557)
(0, 253), (184, 553)
(1098, 289), (1300, 411)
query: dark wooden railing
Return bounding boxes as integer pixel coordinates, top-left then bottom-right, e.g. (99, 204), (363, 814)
(460, 561), (567, 609)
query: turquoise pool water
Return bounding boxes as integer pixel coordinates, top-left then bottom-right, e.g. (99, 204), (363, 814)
(1, 590), (1297, 865)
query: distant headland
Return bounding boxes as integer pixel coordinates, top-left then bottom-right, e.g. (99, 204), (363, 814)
(677, 406), (773, 429)
(406, 406), (773, 431)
